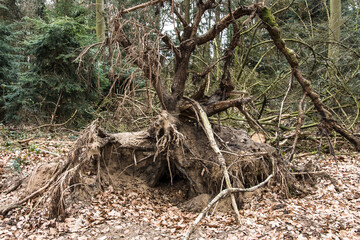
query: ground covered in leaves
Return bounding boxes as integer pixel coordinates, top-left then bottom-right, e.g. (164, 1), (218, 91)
(0, 129), (360, 239)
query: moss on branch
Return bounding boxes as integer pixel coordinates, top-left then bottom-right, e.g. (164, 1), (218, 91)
(260, 7), (278, 27)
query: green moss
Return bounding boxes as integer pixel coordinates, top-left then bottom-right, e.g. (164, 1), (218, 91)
(285, 47), (298, 63)
(303, 79), (311, 87)
(261, 7), (278, 27)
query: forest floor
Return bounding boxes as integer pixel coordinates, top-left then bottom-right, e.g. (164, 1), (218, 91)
(0, 128), (360, 239)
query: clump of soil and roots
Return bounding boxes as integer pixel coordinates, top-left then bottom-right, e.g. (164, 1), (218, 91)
(0, 111), (306, 239)
(1, 111), (302, 239)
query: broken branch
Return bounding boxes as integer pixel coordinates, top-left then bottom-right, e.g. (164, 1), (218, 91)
(121, 0), (167, 14)
(184, 173), (273, 240)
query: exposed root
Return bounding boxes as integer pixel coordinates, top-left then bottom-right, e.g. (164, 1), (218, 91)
(152, 111), (185, 161)
(1, 111), (296, 229)
(0, 162), (64, 216)
(186, 98), (242, 224)
(152, 111), (186, 185)
(45, 120), (102, 219)
(0, 120), (102, 218)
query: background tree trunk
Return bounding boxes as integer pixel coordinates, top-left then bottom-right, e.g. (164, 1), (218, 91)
(96, 0), (106, 41)
(184, 0), (190, 23)
(328, 0), (342, 63)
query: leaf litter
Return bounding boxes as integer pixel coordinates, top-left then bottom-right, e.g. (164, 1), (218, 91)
(1, 131), (360, 239)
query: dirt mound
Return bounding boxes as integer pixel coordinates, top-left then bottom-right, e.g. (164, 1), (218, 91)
(26, 163), (58, 195)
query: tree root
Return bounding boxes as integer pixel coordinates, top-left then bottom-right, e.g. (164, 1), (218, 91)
(0, 161), (65, 216)
(1, 109), (289, 240)
(186, 97), (242, 224)
(0, 113), (186, 218)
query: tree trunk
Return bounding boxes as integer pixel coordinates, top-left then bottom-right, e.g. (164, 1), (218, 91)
(36, 0), (46, 19)
(328, 0), (342, 63)
(96, 0), (106, 41)
(169, 50), (194, 111)
(184, 0), (190, 23)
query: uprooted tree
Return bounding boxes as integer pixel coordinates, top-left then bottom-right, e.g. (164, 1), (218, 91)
(2, 0), (360, 238)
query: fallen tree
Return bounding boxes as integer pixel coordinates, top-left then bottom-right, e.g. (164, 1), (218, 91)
(2, 1), (359, 239)
(0, 112), (288, 217)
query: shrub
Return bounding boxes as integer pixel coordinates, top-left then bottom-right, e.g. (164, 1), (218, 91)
(4, 17), (108, 125)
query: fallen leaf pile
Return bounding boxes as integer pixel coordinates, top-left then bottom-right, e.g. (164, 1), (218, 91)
(1, 130), (359, 239)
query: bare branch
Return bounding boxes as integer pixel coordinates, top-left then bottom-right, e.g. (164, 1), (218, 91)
(158, 32), (181, 59)
(258, 6), (360, 151)
(190, 55), (227, 99)
(121, 0), (167, 14)
(190, 0), (217, 39)
(173, 3), (189, 28)
(109, 14), (171, 109)
(237, 104), (268, 137)
(29, 110), (78, 131)
(197, 5), (255, 45)
(276, 73), (293, 148)
(288, 92), (307, 162)
(205, 97), (252, 116)
(179, 97), (252, 118)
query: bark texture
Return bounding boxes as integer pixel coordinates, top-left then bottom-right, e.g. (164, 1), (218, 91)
(96, 0), (106, 41)
(328, 0), (342, 62)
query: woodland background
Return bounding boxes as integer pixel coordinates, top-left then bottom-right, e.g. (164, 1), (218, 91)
(1, 0), (360, 239)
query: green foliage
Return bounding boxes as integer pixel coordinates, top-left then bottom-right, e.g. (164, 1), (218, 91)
(0, 21), (15, 83)
(53, 0), (77, 18)
(46, 0), (94, 27)
(0, 21), (19, 120)
(28, 143), (40, 154)
(0, 0), (21, 21)
(0, 3), (8, 12)
(4, 16), (108, 125)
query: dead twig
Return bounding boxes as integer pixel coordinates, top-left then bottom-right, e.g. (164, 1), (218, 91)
(36, 148), (60, 157)
(276, 73), (293, 149)
(121, 0), (167, 14)
(184, 173), (273, 240)
(48, 90), (63, 131)
(17, 137), (34, 144)
(291, 171), (327, 176)
(29, 110), (78, 131)
(288, 92), (306, 162)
